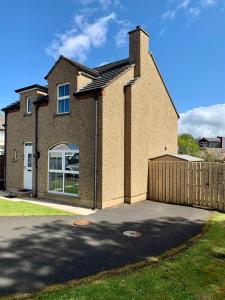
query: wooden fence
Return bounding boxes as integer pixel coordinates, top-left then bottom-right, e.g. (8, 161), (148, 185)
(148, 161), (225, 212)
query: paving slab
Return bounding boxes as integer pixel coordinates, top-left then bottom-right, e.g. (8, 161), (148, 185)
(0, 200), (211, 296)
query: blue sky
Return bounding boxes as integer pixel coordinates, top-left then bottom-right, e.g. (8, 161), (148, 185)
(0, 0), (225, 136)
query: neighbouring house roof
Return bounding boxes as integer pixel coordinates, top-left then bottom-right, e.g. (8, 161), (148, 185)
(150, 154), (203, 162)
(15, 84), (48, 94)
(75, 61), (135, 96)
(44, 55), (99, 80)
(198, 137), (222, 142)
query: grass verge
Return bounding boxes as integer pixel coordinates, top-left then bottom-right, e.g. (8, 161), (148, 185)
(0, 198), (74, 216)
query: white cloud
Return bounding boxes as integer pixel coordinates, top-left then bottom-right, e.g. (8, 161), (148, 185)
(179, 104), (225, 137)
(201, 0), (217, 7)
(46, 13), (116, 62)
(80, 0), (121, 10)
(162, 0), (220, 23)
(115, 28), (128, 47)
(189, 6), (201, 16)
(162, 0), (191, 20)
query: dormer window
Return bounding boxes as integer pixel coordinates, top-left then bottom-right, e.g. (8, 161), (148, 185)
(27, 97), (32, 114)
(57, 83), (70, 114)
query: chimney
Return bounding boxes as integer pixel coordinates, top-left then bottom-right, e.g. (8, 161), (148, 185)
(128, 26), (150, 77)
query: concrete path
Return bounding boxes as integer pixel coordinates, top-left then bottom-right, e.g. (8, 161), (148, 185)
(0, 191), (94, 215)
(0, 201), (211, 296)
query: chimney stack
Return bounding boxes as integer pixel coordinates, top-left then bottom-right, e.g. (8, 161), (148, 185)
(128, 26), (150, 77)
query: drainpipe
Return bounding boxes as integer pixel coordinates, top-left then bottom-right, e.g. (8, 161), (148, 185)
(34, 102), (39, 198)
(93, 94), (98, 210)
(3, 112), (7, 190)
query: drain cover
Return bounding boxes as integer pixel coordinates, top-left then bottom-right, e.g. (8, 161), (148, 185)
(123, 230), (142, 238)
(73, 220), (92, 226)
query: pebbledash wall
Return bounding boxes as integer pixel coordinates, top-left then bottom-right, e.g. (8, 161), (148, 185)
(4, 26), (178, 209)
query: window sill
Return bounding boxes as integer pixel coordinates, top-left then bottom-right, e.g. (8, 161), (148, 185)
(53, 112), (71, 117)
(24, 113), (32, 116)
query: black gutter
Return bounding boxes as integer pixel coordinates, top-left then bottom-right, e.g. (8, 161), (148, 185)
(15, 84), (48, 94)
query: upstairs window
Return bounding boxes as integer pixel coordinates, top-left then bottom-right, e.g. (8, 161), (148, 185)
(57, 83), (70, 114)
(27, 97), (32, 114)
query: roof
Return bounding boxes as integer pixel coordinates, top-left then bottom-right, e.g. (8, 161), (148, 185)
(2, 95), (49, 112)
(45, 55), (99, 80)
(94, 58), (130, 73)
(33, 95), (49, 105)
(0, 116), (4, 130)
(75, 61), (134, 96)
(199, 137), (221, 142)
(150, 154), (204, 162)
(1, 100), (20, 112)
(177, 154), (204, 161)
(15, 84), (48, 94)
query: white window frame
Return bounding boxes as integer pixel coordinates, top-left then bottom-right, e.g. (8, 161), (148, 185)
(26, 97), (32, 114)
(48, 148), (79, 197)
(57, 83), (70, 114)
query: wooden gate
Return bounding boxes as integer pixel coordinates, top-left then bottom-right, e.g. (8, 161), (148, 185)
(148, 161), (225, 212)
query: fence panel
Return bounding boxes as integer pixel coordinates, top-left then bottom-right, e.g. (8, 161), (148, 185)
(148, 161), (225, 212)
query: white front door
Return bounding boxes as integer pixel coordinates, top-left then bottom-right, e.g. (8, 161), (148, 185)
(24, 143), (33, 190)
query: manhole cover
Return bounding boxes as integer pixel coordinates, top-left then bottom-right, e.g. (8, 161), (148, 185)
(73, 220), (92, 226)
(123, 231), (142, 238)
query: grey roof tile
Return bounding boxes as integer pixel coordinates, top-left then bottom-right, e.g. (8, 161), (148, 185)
(75, 62), (134, 96)
(2, 100), (20, 112)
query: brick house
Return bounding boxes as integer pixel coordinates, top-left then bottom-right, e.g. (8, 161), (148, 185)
(198, 137), (225, 149)
(2, 26), (179, 209)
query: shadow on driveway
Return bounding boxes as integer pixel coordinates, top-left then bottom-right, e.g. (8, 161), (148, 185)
(0, 201), (210, 296)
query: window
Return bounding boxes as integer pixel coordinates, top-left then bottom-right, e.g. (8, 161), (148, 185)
(57, 83), (70, 114)
(48, 144), (79, 196)
(27, 97), (32, 114)
(28, 153), (32, 168)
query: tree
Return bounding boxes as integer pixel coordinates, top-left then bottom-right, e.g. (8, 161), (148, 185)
(200, 148), (225, 163)
(178, 133), (200, 156)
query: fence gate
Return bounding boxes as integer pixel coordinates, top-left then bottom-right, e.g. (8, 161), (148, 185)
(148, 161), (225, 212)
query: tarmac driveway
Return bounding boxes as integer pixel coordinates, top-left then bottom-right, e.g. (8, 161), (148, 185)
(0, 201), (210, 296)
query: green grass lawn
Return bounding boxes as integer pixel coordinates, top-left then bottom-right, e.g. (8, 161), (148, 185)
(0, 198), (74, 216)
(6, 212), (225, 300)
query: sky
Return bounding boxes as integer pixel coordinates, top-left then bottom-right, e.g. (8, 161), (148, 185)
(0, 0), (225, 137)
